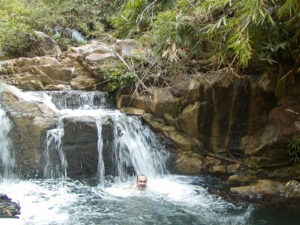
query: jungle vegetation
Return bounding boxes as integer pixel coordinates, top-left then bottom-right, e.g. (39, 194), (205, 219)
(0, 0), (299, 84)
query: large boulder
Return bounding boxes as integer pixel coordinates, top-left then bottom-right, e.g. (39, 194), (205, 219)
(64, 40), (116, 74)
(0, 194), (20, 218)
(61, 116), (123, 177)
(120, 88), (178, 116)
(1, 57), (72, 90)
(27, 31), (62, 57)
(61, 118), (99, 176)
(0, 82), (57, 177)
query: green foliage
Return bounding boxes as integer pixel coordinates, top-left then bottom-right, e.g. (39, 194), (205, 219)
(0, 0), (33, 55)
(0, 0), (122, 56)
(112, 0), (175, 38)
(99, 60), (137, 91)
(288, 137), (300, 162)
(114, 0), (299, 73)
(1, 0), (299, 79)
(151, 8), (201, 62)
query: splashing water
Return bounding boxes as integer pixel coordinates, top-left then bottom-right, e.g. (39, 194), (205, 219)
(0, 107), (15, 180)
(43, 120), (67, 179)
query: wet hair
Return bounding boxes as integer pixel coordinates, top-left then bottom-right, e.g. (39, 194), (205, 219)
(136, 174), (147, 181)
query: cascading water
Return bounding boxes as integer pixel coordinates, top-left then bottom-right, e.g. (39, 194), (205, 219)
(43, 120), (67, 178)
(38, 89), (168, 183)
(0, 107), (15, 180)
(1, 84), (298, 225)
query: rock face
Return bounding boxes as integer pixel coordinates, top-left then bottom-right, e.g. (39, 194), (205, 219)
(0, 82), (57, 177)
(60, 118), (99, 177)
(0, 56), (72, 90)
(117, 71), (300, 181)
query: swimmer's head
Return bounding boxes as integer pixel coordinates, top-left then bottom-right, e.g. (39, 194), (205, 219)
(136, 175), (147, 190)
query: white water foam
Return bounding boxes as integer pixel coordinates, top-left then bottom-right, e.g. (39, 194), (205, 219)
(0, 108), (15, 179)
(0, 179), (77, 224)
(104, 175), (254, 225)
(0, 175), (253, 225)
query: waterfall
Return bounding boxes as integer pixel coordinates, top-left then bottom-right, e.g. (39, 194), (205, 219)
(106, 113), (168, 179)
(0, 107), (15, 180)
(95, 111), (168, 186)
(96, 121), (105, 188)
(47, 90), (168, 183)
(8, 88), (168, 183)
(47, 90), (111, 110)
(43, 120), (67, 178)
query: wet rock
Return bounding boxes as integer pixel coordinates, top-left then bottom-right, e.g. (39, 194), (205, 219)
(61, 118), (99, 176)
(230, 179), (300, 198)
(269, 96), (300, 143)
(227, 174), (256, 184)
(116, 70), (300, 180)
(129, 88), (177, 116)
(122, 107), (145, 116)
(174, 152), (223, 174)
(61, 116), (118, 177)
(284, 180), (300, 198)
(230, 179), (285, 197)
(268, 164), (300, 179)
(210, 165), (227, 174)
(0, 194), (20, 218)
(175, 152), (205, 174)
(0, 82), (57, 177)
(163, 113), (180, 130)
(226, 164), (245, 174)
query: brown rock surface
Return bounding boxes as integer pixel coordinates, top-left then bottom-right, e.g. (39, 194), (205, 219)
(27, 31), (61, 57)
(231, 179), (300, 198)
(0, 82), (56, 176)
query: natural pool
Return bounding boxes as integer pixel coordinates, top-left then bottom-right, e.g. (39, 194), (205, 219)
(1, 174), (300, 225)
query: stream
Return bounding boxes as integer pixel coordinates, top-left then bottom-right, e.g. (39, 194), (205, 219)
(0, 86), (299, 225)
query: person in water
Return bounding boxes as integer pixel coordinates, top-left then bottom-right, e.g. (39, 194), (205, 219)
(136, 174), (147, 190)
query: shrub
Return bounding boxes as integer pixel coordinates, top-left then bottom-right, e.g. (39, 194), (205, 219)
(288, 137), (300, 162)
(99, 60), (137, 91)
(0, 0), (122, 56)
(0, 0), (33, 55)
(113, 0), (299, 75)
